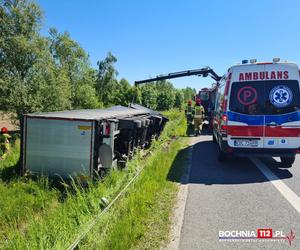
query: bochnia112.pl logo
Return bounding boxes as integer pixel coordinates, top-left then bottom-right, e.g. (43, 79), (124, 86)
(219, 229), (296, 246)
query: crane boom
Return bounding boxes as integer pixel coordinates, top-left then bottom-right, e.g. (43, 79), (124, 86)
(134, 67), (221, 86)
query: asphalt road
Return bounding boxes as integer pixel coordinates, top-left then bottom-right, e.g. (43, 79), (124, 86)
(178, 136), (300, 250)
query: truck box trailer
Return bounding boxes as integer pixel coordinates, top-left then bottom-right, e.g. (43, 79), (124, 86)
(21, 105), (167, 179)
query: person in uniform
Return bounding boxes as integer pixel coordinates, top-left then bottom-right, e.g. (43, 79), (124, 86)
(185, 100), (194, 135)
(194, 98), (205, 135)
(185, 100), (194, 122)
(0, 127), (11, 160)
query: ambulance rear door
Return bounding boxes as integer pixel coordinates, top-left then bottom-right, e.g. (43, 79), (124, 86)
(263, 63), (300, 149)
(227, 65), (265, 149)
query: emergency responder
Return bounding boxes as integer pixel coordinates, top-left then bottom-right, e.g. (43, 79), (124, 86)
(0, 127), (11, 160)
(185, 100), (194, 122)
(194, 98), (205, 135)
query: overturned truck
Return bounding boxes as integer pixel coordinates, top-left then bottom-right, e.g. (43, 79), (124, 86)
(21, 105), (168, 179)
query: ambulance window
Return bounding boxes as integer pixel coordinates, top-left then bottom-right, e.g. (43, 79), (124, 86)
(199, 91), (209, 101)
(215, 82), (225, 112)
(229, 82), (264, 115)
(265, 80), (300, 114)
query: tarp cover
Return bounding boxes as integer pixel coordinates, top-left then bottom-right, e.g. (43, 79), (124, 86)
(25, 105), (149, 120)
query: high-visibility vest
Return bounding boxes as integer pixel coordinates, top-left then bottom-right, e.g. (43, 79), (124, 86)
(0, 133), (10, 144)
(186, 105), (193, 115)
(194, 105), (204, 118)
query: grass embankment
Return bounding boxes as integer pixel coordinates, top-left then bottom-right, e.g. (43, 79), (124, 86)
(80, 110), (187, 249)
(0, 110), (187, 249)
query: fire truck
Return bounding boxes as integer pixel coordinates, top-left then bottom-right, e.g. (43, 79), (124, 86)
(195, 85), (218, 131)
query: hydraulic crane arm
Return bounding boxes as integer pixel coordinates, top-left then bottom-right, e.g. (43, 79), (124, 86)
(134, 67), (221, 86)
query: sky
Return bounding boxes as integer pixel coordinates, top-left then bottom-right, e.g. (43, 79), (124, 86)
(37, 0), (300, 90)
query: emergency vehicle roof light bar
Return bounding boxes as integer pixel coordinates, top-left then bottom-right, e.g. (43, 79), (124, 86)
(273, 57), (280, 63)
(134, 67), (221, 86)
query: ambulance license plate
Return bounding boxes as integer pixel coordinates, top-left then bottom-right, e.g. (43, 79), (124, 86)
(234, 139), (258, 147)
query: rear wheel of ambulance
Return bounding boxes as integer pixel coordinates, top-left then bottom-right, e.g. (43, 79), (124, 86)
(280, 156), (295, 168)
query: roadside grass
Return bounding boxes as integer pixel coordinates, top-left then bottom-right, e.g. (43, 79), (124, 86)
(0, 109), (187, 249)
(81, 139), (187, 250)
(0, 138), (20, 180)
(80, 110), (188, 249)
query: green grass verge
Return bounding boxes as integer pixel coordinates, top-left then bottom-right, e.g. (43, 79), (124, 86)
(0, 109), (188, 249)
(80, 140), (187, 249)
(80, 110), (188, 249)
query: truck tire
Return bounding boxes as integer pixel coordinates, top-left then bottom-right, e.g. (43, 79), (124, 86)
(280, 156), (295, 168)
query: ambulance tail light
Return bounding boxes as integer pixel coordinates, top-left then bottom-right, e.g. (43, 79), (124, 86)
(295, 148), (300, 154)
(220, 114), (228, 134)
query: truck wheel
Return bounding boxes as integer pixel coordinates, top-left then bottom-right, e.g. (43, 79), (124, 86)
(217, 146), (227, 162)
(280, 156), (295, 168)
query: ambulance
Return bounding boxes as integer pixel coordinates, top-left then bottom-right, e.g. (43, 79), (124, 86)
(213, 58), (300, 167)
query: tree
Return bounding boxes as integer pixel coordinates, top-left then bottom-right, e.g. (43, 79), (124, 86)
(0, 0), (57, 121)
(96, 52), (120, 106)
(132, 86), (142, 105)
(182, 87), (196, 101)
(0, 0), (79, 122)
(140, 84), (158, 109)
(174, 90), (184, 108)
(115, 78), (133, 106)
(48, 28), (96, 108)
(73, 84), (102, 109)
(0, 0), (43, 81)
(0, 0), (193, 124)
(155, 80), (176, 110)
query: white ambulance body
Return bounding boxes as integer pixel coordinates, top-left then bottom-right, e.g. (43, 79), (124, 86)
(213, 59), (300, 167)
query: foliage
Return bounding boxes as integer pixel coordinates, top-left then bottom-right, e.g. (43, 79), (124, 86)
(95, 52), (118, 106)
(0, 0), (197, 122)
(182, 86), (197, 102)
(174, 90), (184, 108)
(140, 84), (158, 109)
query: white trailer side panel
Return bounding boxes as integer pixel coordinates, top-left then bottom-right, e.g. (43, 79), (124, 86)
(25, 118), (94, 178)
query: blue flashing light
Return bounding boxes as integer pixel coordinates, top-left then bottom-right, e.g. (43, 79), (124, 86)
(242, 60), (248, 64)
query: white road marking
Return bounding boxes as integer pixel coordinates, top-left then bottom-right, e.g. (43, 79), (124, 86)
(251, 158), (300, 214)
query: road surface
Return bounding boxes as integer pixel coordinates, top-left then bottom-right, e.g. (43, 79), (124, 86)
(177, 136), (300, 250)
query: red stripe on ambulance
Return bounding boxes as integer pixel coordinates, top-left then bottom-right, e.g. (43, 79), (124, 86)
(227, 126), (263, 137)
(227, 126), (300, 137)
(265, 127), (300, 137)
